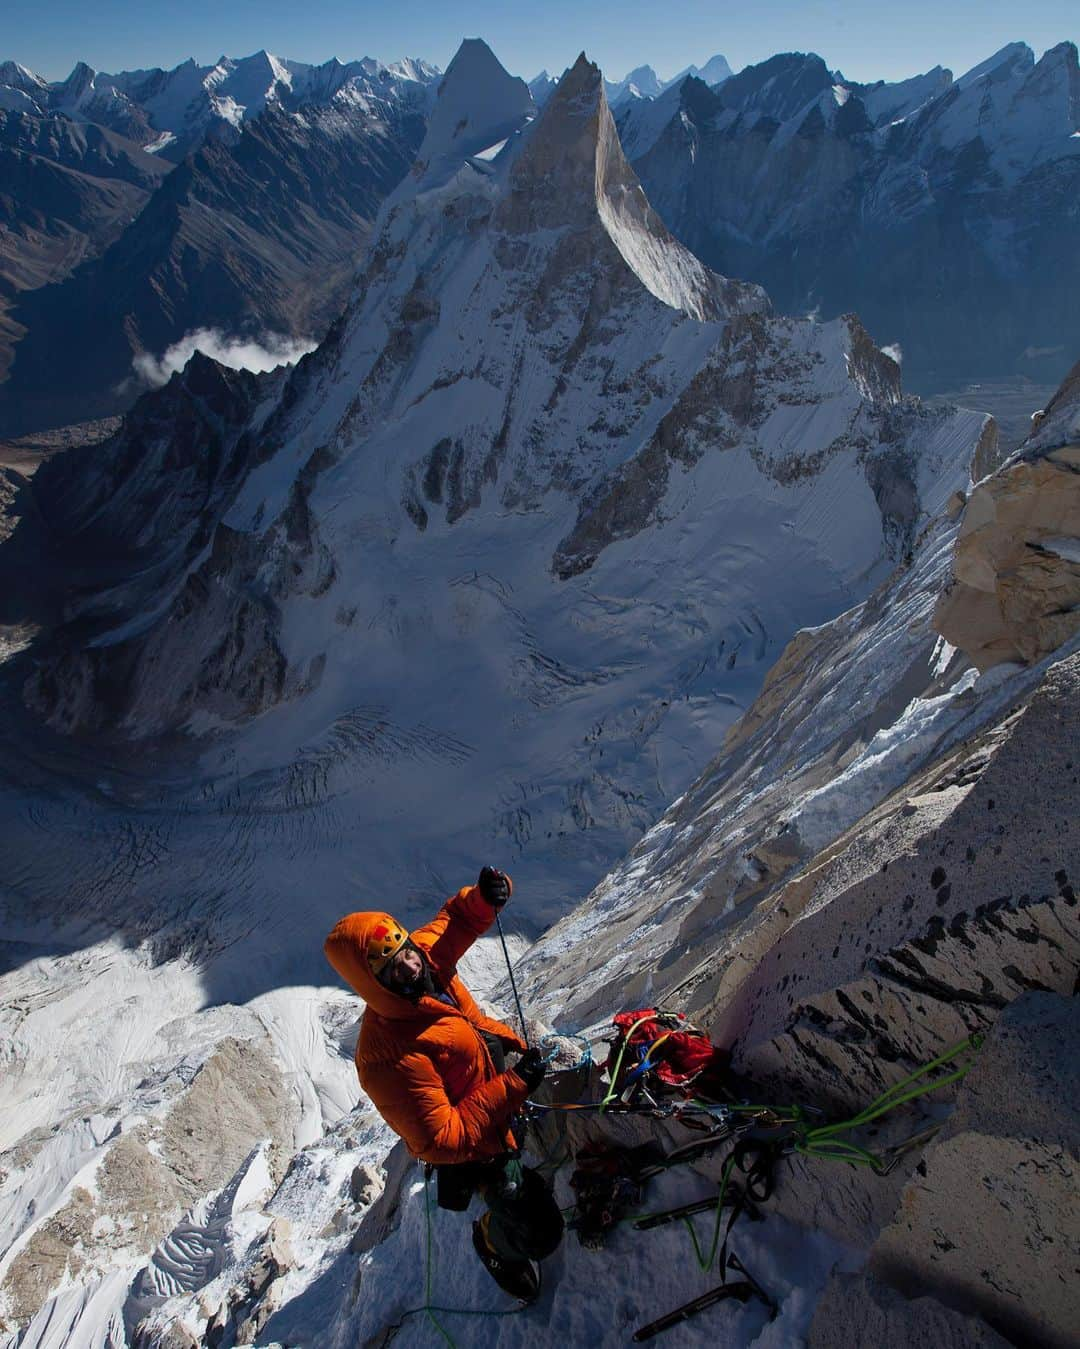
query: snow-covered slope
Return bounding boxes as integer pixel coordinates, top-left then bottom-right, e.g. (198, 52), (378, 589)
(514, 368), (1079, 1036)
(0, 38), (995, 1344)
(619, 40), (1080, 386)
(403, 37), (534, 190)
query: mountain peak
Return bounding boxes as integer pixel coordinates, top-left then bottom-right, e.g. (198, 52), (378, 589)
(0, 60), (48, 91)
(407, 38), (533, 190)
(605, 60), (663, 106)
(499, 51), (762, 321)
(695, 54), (733, 86)
(956, 41), (1033, 88)
(497, 52), (607, 231)
(59, 60), (97, 92)
(716, 50), (833, 122)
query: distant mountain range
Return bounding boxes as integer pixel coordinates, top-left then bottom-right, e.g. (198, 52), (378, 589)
(0, 53), (438, 434)
(0, 52), (439, 160)
(1, 38), (1076, 437)
(527, 53), (733, 108)
(2, 39), (1077, 1349)
(617, 41), (1080, 388)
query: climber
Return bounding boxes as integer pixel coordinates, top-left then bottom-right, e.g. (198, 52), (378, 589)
(323, 867), (563, 1304)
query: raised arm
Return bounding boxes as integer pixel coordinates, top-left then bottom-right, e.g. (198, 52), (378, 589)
(361, 1049), (529, 1164)
(411, 869), (513, 974)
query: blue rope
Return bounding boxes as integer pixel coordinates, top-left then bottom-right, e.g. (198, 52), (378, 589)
(538, 1032), (594, 1071)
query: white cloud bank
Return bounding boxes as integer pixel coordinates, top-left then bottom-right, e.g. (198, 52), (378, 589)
(132, 328), (318, 387)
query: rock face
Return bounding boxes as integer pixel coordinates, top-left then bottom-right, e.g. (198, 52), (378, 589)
(0, 1035), (297, 1331)
(506, 359), (1080, 1348)
(935, 358), (1080, 670)
(620, 42), (1080, 387)
(19, 354), (288, 735)
(871, 993), (1080, 1349)
(710, 649), (1080, 1109)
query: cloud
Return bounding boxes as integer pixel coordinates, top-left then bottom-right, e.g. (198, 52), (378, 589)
(132, 328), (318, 387)
(880, 343), (903, 366)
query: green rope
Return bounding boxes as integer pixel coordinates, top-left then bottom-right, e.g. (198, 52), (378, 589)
(423, 1174), (457, 1348)
(631, 1032), (986, 1280)
(682, 1154), (737, 1272)
(383, 1173), (528, 1345)
(796, 1034), (983, 1166)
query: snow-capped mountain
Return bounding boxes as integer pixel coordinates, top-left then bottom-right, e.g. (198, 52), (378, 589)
(0, 56), (437, 435)
(617, 40), (1080, 387)
(0, 50), (439, 160)
(0, 61), (48, 112)
(528, 70), (557, 107)
(3, 35), (1074, 1349)
(603, 53), (732, 108)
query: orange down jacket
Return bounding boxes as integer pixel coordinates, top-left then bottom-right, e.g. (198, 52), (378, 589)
(323, 884), (529, 1165)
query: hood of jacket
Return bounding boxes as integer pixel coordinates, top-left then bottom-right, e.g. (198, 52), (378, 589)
(323, 909), (430, 1021)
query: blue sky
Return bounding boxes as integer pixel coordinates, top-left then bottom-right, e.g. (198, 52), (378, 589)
(6, 0), (1076, 85)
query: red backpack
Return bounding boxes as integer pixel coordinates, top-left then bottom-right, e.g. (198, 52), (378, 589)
(604, 1008), (729, 1105)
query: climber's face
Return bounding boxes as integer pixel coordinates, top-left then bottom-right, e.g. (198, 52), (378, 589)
(383, 943), (425, 992)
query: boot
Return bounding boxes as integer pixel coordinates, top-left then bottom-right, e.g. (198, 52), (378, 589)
(471, 1218), (541, 1304)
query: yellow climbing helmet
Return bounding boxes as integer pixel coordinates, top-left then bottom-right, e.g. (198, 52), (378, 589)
(366, 914), (409, 975)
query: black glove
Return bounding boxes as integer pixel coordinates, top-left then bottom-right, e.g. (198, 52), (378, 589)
(513, 1046), (547, 1094)
(478, 866), (511, 908)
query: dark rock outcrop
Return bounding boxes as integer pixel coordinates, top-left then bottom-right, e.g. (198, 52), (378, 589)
(870, 993), (1080, 1349)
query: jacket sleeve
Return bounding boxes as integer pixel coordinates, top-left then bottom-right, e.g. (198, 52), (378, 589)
(410, 885), (500, 973)
(360, 1050), (529, 1164)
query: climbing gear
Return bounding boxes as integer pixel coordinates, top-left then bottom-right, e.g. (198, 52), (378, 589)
(633, 1263), (776, 1342)
(622, 1034), (985, 1339)
(602, 1008), (727, 1111)
(471, 1217), (542, 1304)
(632, 1182), (763, 1231)
(514, 1046), (548, 1093)
(364, 913), (409, 975)
(538, 1031), (593, 1072)
(494, 908), (531, 1049)
(790, 1033), (982, 1171)
(567, 1141), (664, 1249)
